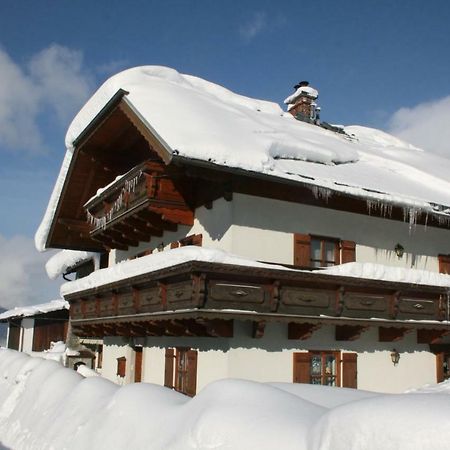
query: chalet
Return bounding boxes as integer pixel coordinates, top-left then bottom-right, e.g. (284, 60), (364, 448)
(36, 66), (450, 395)
(0, 300), (69, 353)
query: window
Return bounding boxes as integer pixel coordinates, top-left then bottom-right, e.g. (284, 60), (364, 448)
(310, 238), (339, 268)
(164, 347), (198, 396)
(294, 234), (355, 268)
(293, 351), (357, 388)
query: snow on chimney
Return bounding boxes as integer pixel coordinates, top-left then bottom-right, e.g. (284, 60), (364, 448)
(284, 81), (320, 124)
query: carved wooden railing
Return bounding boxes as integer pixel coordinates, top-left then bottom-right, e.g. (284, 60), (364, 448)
(84, 160), (193, 249)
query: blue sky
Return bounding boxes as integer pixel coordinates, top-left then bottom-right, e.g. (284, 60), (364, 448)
(1, 0), (450, 307)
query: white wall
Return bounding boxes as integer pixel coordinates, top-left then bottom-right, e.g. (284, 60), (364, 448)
(102, 336), (135, 385)
(101, 321), (438, 394)
(110, 193), (449, 272)
(21, 319), (35, 354)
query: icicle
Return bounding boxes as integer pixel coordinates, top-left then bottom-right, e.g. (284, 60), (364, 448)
(86, 171), (144, 230)
(311, 186), (332, 202)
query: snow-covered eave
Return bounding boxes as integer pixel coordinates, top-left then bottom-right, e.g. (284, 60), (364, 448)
(61, 247), (450, 299)
(0, 300), (69, 322)
(70, 307), (450, 330)
(171, 153), (450, 227)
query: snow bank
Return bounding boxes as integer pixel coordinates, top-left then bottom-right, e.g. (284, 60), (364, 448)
(0, 299), (68, 321)
(1, 349), (450, 450)
(321, 262), (450, 288)
(45, 250), (100, 280)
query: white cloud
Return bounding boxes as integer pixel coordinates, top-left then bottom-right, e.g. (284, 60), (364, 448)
(389, 95), (450, 157)
(0, 44), (93, 153)
(239, 12), (267, 42)
(0, 234), (61, 310)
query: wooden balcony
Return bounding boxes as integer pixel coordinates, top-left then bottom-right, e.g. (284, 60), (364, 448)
(84, 160), (194, 250)
(65, 260), (450, 341)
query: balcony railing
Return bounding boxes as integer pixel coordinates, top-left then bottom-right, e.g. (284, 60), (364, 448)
(84, 160), (194, 250)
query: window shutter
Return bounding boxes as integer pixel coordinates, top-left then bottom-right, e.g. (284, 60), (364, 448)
(436, 353), (445, 383)
(294, 234), (311, 267)
(342, 352), (358, 388)
(438, 255), (450, 274)
(164, 348), (175, 388)
(185, 350), (198, 396)
(117, 357), (126, 378)
(134, 347), (143, 383)
(341, 241), (356, 264)
(293, 352), (311, 383)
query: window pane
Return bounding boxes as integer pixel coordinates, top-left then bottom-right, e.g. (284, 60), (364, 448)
(324, 355), (336, 376)
(324, 241), (335, 262)
(311, 240), (321, 260)
(311, 355), (322, 375)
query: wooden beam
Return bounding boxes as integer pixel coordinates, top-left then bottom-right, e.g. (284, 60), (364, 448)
(288, 322), (321, 340)
(335, 324), (368, 341)
(112, 222), (151, 243)
(417, 328), (450, 344)
(252, 320), (266, 338)
(137, 209), (178, 232)
(148, 206), (194, 226)
(91, 234), (127, 251)
(200, 319), (234, 338)
(379, 327), (410, 342)
(58, 218), (91, 233)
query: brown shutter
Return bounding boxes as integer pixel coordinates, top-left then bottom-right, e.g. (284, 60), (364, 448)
(438, 255), (450, 274)
(293, 352), (311, 383)
(341, 241), (356, 264)
(134, 347), (143, 383)
(185, 350), (198, 396)
(342, 352), (358, 388)
(294, 234), (311, 267)
(7, 322), (21, 350)
(164, 348), (175, 388)
(436, 352), (445, 383)
(192, 234), (203, 246)
(170, 242), (179, 249)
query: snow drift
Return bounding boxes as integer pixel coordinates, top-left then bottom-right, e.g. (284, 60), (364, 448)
(1, 349), (450, 450)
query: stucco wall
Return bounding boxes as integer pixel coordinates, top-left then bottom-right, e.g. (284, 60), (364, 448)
(21, 319), (35, 354)
(101, 321), (437, 393)
(110, 193), (448, 272)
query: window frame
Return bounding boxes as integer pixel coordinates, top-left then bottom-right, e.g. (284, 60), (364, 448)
(309, 236), (340, 268)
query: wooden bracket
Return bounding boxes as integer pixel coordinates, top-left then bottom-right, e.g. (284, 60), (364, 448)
(335, 324), (368, 341)
(379, 326), (410, 342)
(252, 321), (266, 339)
(288, 322), (321, 340)
(417, 328), (450, 344)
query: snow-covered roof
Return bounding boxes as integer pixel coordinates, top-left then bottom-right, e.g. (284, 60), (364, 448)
(61, 246), (450, 297)
(45, 250), (100, 280)
(35, 66), (450, 251)
(0, 299), (69, 321)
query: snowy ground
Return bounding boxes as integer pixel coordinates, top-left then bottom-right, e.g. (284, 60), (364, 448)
(1, 348), (450, 450)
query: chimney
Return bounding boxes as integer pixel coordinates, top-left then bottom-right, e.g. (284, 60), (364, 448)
(284, 81), (319, 123)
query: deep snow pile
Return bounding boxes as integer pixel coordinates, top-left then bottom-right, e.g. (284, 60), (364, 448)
(1, 349), (450, 450)
(45, 250), (100, 280)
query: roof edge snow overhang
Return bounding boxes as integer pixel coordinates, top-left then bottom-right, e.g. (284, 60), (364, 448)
(171, 154), (450, 230)
(64, 259), (450, 299)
